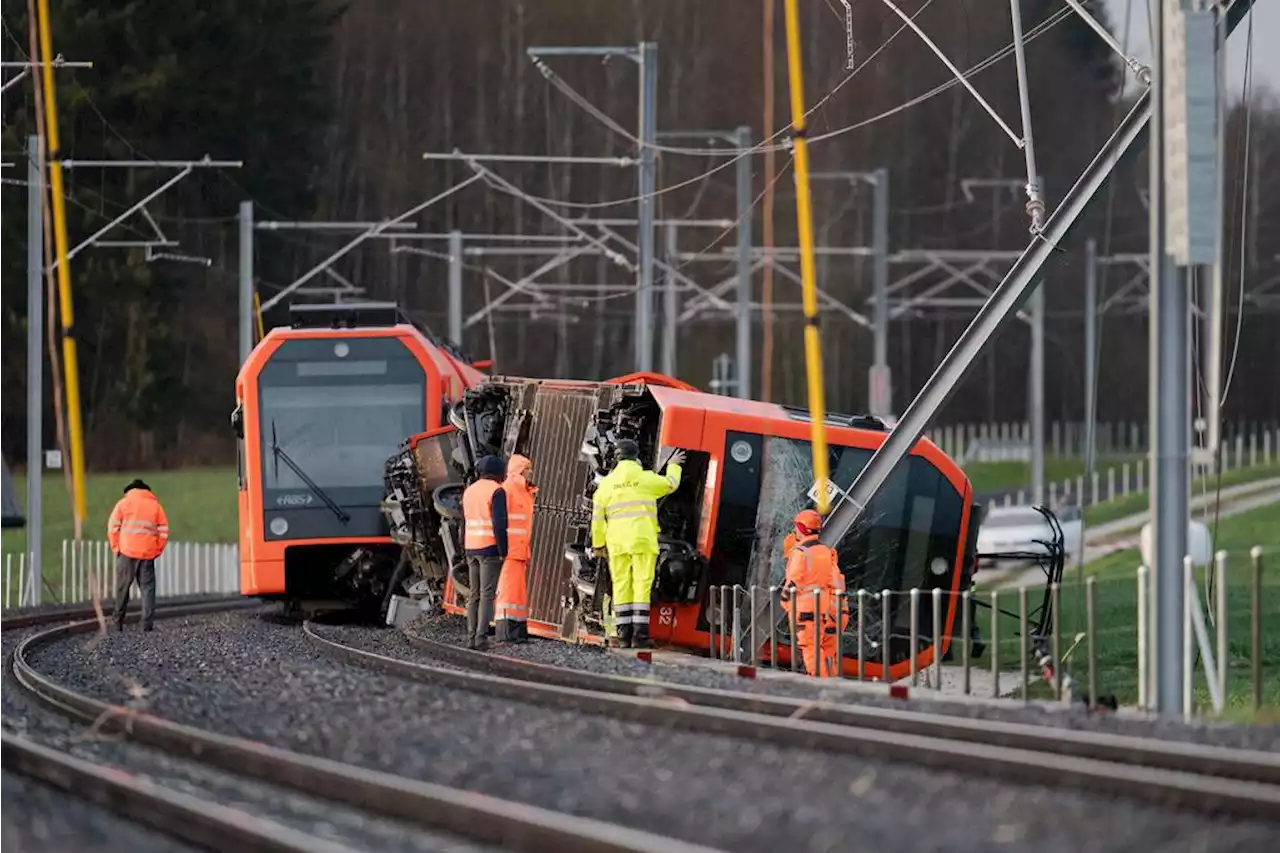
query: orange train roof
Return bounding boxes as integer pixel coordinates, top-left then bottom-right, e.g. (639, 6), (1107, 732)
(606, 371), (699, 392)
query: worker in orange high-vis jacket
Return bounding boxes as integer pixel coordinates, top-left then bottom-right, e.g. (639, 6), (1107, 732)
(782, 509), (847, 677)
(461, 455), (509, 651)
(496, 454), (536, 644)
(108, 479), (170, 632)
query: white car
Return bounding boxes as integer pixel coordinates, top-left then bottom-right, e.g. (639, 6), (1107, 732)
(976, 504), (1084, 567)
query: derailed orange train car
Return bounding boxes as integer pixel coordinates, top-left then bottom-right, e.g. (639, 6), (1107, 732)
(390, 376), (979, 681)
(233, 302), (485, 611)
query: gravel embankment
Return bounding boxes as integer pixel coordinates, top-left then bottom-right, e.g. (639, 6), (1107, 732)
(2, 624), (495, 853)
(21, 611), (1280, 853)
(407, 614), (1280, 752)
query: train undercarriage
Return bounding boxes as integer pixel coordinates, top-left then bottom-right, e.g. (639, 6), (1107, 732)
(382, 378), (706, 640)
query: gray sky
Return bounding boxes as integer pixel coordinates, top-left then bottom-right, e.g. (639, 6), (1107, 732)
(1102, 0), (1273, 95)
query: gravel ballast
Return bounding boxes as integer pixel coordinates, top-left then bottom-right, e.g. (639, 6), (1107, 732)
(20, 611), (1280, 853)
(2, 623), (496, 853)
(407, 613), (1280, 752)
(1, 768), (198, 853)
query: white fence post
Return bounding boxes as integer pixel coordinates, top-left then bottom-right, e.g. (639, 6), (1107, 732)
(1107, 467), (1116, 502)
(1249, 430), (1258, 467)
(1121, 462), (1131, 497)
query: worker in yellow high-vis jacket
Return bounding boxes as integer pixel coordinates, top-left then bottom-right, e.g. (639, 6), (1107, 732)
(589, 439), (684, 649)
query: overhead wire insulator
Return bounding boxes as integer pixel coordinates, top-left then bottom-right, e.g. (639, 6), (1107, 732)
(840, 0), (857, 69)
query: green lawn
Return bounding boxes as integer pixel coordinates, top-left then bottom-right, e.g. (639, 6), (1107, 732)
(2, 467), (238, 607)
(1083, 461), (1280, 526)
(963, 455), (1141, 495)
(1, 468), (238, 560)
(980, 498), (1280, 714)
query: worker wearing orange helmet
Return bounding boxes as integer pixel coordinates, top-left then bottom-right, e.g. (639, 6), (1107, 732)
(495, 454), (536, 643)
(782, 508), (847, 677)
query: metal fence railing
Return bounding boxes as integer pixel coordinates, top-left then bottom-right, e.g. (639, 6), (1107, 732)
(928, 420), (1279, 466)
(977, 439), (1277, 510)
(2, 540), (239, 610)
(706, 547), (1273, 719)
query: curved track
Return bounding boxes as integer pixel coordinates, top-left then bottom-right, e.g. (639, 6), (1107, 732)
(304, 619), (1280, 820)
(9, 605), (724, 853)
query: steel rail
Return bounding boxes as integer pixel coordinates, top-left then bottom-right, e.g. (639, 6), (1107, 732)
(1, 595), (254, 631)
(2, 732), (363, 853)
(11, 617), (727, 853)
(388, 629), (1280, 786)
(303, 621), (1280, 820)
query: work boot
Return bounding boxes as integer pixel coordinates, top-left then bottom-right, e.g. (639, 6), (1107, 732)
(609, 624), (633, 649)
(631, 623), (653, 650)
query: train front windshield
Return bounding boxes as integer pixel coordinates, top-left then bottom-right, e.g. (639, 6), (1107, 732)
(710, 432), (966, 660)
(257, 337), (426, 540)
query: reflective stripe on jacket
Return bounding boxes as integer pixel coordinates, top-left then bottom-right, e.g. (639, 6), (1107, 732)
(502, 455), (536, 562)
(590, 459), (682, 554)
(108, 489), (170, 560)
(783, 536), (845, 624)
(462, 479), (508, 556)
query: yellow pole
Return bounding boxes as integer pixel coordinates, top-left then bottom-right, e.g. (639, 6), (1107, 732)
(781, 0), (831, 513)
(254, 291), (265, 342)
(35, 0), (88, 535)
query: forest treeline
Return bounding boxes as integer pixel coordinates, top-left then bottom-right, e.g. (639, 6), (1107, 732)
(1, 0), (1276, 469)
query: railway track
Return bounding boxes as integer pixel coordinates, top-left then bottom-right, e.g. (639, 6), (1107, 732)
(303, 618), (1280, 821)
(8, 604), (725, 853)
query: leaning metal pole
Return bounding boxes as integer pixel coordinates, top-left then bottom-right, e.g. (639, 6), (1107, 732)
(820, 0), (1253, 549)
(823, 98), (1151, 542)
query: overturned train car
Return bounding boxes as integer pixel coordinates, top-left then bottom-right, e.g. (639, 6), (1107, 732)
(384, 377), (980, 681)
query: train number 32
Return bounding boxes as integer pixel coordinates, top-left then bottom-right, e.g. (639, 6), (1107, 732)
(657, 606), (674, 626)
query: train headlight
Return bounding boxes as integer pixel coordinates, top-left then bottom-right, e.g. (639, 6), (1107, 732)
(270, 517), (289, 536)
(730, 440), (753, 464)
(333, 341), (350, 358)
(929, 557), (949, 577)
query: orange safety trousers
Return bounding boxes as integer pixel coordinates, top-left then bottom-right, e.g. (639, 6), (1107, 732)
(495, 558), (528, 624)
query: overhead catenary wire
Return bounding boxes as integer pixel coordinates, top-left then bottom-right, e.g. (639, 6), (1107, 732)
(529, 0), (936, 159)
(512, 4), (1073, 212)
